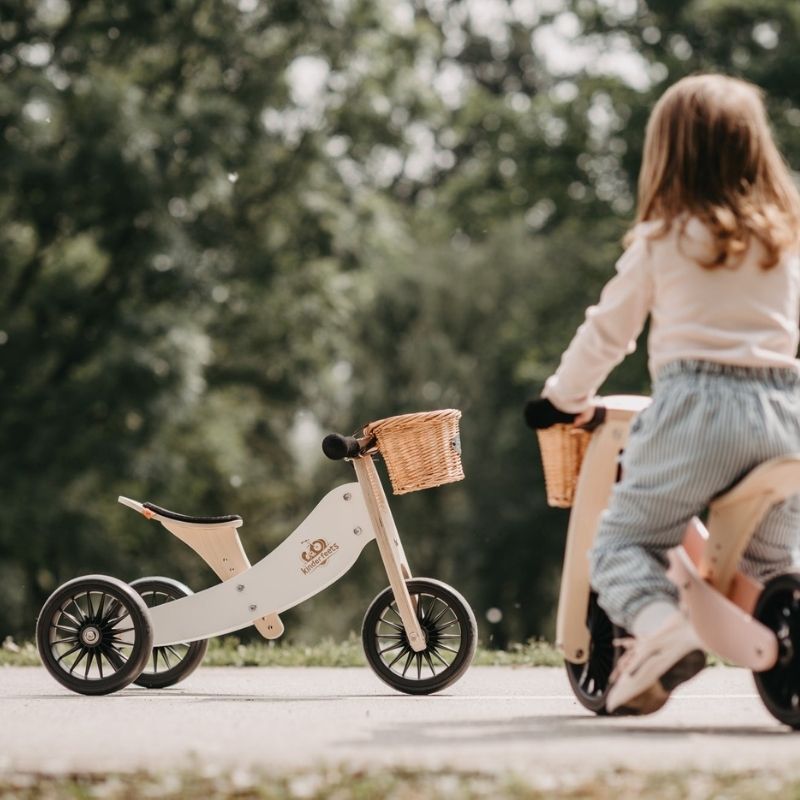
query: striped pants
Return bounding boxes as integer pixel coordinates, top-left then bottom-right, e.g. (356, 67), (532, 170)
(590, 360), (800, 630)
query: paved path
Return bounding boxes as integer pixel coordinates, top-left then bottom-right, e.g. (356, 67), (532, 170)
(2, 666), (799, 776)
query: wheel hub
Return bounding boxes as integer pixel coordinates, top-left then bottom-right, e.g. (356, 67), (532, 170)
(399, 620), (432, 650)
(79, 625), (101, 647)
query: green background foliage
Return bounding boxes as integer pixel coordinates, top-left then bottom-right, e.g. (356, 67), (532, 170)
(2, 0), (798, 646)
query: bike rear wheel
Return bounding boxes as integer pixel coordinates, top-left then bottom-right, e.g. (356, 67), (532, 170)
(37, 575), (153, 695)
(130, 576), (208, 689)
(753, 572), (800, 728)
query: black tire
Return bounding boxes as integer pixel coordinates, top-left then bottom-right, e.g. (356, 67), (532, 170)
(130, 577), (208, 689)
(36, 574), (153, 695)
(362, 578), (477, 695)
(565, 592), (624, 715)
(753, 572), (800, 729)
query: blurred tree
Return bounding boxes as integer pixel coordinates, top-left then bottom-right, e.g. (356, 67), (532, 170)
(0, 0), (395, 635)
(1, 0), (799, 646)
(314, 0), (800, 644)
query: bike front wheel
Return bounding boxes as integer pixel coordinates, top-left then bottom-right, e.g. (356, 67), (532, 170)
(564, 592), (624, 715)
(362, 578), (477, 695)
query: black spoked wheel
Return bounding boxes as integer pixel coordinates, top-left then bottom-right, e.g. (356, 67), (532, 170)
(130, 577), (208, 689)
(362, 578), (477, 695)
(565, 592), (624, 714)
(753, 572), (800, 728)
(36, 575), (153, 695)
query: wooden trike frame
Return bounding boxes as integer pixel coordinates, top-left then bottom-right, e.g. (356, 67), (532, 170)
(119, 453), (428, 651)
(37, 411), (478, 696)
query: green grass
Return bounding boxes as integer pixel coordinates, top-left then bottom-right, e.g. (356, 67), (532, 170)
(0, 639), (40, 667)
(1, 635), (566, 668)
(0, 768), (798, 800)
(5, 634), (726, 669)
(0, 635), (724, 668)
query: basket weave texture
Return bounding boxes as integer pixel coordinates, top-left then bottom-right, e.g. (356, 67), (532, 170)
(536, 425), (592, 508)
(364, 409), (464, 495)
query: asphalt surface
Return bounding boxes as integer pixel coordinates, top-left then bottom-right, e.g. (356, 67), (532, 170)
(2, 666), (800, 776)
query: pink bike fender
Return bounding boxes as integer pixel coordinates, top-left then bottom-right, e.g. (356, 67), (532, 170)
(667, 545), (778, 672)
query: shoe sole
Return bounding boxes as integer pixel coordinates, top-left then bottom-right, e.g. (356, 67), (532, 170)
(613, 649), (706, 716)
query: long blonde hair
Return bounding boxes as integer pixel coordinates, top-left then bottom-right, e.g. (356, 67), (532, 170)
(630, 74), (800, 269)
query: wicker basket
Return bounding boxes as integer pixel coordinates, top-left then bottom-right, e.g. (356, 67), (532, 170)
(536, 425), (592, 508)
(364, 409), (464, 495)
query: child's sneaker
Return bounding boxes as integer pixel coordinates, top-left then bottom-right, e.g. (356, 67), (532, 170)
(606, 613), (706, 715)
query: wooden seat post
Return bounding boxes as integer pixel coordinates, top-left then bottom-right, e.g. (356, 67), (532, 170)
(157, 516), (284, 640)
(703, 456), (800, 595)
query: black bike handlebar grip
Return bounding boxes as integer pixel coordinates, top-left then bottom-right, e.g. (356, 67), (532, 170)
(523, 398), (577, 430)
(523, 398), (607, 431)
(322, 433), (362, 460)
(581, 405), (606, 431)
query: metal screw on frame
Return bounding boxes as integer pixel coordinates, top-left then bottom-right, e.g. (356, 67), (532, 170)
(237, 584), (245, 592)
(249, 604), (257, 612)
(343, 492), (352, 501)
(353, 526), (362, 536)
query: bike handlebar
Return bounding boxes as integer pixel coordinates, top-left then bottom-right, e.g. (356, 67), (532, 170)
(523, 398), (606, 431)
(322, 433), (365, 460)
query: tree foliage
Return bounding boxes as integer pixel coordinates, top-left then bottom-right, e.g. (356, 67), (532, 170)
(1, 0), (799, 644)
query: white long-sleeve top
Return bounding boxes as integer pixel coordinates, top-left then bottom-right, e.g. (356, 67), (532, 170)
(542, 217), (800, 413)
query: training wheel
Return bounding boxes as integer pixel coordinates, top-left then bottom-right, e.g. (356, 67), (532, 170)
(753, 571), (800, 729)
(36, 574), (153, 695)
(564, 592), (624, 715)
(130, 576), (208, 689)
(362, 577), (477, 695)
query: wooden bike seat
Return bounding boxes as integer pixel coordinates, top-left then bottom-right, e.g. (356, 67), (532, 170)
(119, 495), (283, 640)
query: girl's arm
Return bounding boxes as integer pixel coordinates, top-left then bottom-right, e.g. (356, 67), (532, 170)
(542, 234), (653, 413)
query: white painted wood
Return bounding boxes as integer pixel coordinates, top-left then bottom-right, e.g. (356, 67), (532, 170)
(119, 496), (283, 638)
(352, 457), (426, 652)
(602, 395), (652, 417)
(148, 482), (375, 646)
(162, 522), (284, 640)
(118, 496), (146, 514)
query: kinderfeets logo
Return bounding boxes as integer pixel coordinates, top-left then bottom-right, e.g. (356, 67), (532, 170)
(300, 538), (340, 575)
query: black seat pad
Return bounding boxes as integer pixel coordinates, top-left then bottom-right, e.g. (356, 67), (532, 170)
(143, 502), (242, 525)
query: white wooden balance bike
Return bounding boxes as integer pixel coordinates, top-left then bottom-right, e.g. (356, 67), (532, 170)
(37, 410), (477, 696)
(526, 395), (800, 727)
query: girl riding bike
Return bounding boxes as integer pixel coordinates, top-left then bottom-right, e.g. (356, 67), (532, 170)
(527, 74), (800, 714)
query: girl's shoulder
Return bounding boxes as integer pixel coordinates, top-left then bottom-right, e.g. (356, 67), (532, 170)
(628, 215), (704, 243)
(629, 219), (666, 239)
(620, 219), (668, 265)
(627, 215), (714, 261)
(629, 215), (800, 271)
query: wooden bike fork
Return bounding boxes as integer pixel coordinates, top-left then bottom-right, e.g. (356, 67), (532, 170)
(352, 456), (427, 652)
